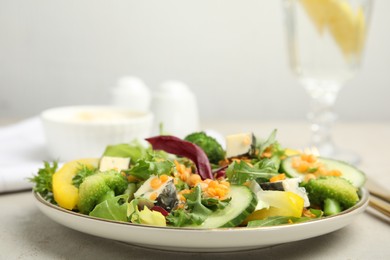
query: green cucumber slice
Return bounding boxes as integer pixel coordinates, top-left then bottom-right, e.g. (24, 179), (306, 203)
(281, 155), (366, 188)
(187, 185), (257, 228)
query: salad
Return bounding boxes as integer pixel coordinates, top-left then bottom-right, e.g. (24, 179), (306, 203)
(30, 130), (365, 228)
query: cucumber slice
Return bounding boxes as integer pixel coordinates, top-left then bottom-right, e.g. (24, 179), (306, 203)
(281, 155), (366, 188)
(187, 185), (257, 228)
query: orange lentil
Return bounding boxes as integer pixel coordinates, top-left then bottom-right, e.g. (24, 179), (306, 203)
(203, 179), (212, 184)
(187, 174), (202, 187)
(304, 173), (317, 182)
(316, 166), (326, 175)
(292, 157), (300, 168)
(179, 189), (191, 196)
(215, 187), (227, 198)
(179, 195), (186, 201)
(180, 171), (190, 182)
(208, 180), (218, 189)
(207, 187), (217, 197)
(307, 154), (317, 163)
(126, 175), (138, 183)
(150, 176), (162, 190)
(199, 182), (208, 191)
(297, 161), (310, 173)
(178, 189), (191, 201)
(327, 169), (342, 176)
(270, 173), (286, 183)
(159, 174), (169, 183)
(243, 181), (251, 187)
(149, 192), (158, 201)
(302, 208), (317, 218)
(219, 181), (230, 188)
(262, 151), (272, 158)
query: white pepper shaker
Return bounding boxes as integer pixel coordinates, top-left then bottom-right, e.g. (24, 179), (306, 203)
(151, 81), (199, 138)
(111, 76), (151, 112)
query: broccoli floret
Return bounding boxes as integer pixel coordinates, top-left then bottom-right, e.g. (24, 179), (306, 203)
(184, 132), (225, 164)
(78, 170), (128, 214)
(302, 176), (359, 210)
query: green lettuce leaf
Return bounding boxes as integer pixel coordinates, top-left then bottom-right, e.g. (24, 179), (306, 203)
(103, 140), (150, 162)
(89, 194), (129, 221)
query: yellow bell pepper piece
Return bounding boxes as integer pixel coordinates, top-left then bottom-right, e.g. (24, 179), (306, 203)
(52, 158), (99, 210)
(245, 191), (304, 223)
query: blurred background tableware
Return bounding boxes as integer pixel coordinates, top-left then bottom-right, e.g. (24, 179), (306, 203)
(41, 105), (153, 161)
(151, 80), (200, 138)
(282, 0), (373, 164)
(110, 76), (151, 112)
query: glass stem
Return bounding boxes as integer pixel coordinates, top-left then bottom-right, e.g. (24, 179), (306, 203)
(304, 80), (341, 156)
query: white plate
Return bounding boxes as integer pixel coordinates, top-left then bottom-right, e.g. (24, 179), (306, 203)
(33, 189), (368, 252)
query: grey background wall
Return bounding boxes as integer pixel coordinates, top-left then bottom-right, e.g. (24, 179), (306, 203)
(0, 0), (389, 121)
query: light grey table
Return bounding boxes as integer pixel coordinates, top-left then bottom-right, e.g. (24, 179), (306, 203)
(1, 120), (389, 259)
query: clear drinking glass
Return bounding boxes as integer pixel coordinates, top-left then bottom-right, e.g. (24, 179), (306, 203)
(282, 0), (373, 164)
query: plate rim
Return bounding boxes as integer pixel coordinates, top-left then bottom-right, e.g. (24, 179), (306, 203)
(33, 188), (369, 252)
(33, 187), (369, 232)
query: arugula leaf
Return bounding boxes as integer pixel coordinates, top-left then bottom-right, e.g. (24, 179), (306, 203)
(253, 157), (280, 173)
(127, 198), (141, 224)
(309, 208), (324, 218)
(255, 130), (285, 163)
(72, 163), (97, 188)
(201, 197), (232, 211)
(29, 161), (58, 203)
(174, 178), (190, 191)
(184, 185), (212, 224)
(167, 185), (214, 227)
(247, 216), (312, 227)
(124, 153), (174, 180)
(257, 129), (278, 156)
(166, 208), (194, 227)
(226, 161), (279, 185)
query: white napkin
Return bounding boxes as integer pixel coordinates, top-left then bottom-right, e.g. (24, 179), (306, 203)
(0, 117), (49, 193)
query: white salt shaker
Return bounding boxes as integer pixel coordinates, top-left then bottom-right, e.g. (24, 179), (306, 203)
(111, 76), (151, 112)
(151, 81), (199, 138)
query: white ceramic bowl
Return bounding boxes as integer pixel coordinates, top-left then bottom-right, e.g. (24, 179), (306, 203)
(41, 106), (153, 161)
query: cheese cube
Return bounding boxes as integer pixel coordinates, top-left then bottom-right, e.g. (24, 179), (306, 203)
(225, 133), (254, 158)
(99, 156), (130, 172)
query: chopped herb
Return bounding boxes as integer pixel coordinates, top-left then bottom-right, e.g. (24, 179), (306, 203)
(29, 161), (58, 203)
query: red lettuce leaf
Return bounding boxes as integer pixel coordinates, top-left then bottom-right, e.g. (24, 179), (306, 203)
(146, 135), (213, 180)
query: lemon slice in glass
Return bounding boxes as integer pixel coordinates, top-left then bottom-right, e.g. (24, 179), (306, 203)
(300, 0), (366, 56)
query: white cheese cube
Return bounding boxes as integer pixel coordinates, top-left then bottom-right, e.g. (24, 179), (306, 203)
(99, 156), (130, 172)
(225, 133), (254, 158)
